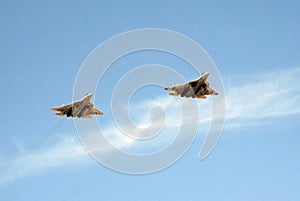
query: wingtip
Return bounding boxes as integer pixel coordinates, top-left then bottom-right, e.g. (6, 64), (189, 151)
(95, 108), (104, 115)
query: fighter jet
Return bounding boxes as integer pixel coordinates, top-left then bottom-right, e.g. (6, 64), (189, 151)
(51, 93), (103, 118)
(164, 72), (218, 99)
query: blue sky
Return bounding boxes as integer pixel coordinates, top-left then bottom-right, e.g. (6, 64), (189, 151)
(1, 0), (300, 200)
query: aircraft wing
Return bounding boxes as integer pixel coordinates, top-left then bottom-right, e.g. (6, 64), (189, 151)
(207, 86), (218, 95)
(51, 104), (72, 112)
(51, 104), (73, 117)
(165, 83), (196, 98)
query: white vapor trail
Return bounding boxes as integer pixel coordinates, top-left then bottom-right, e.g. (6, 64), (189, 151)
(1, 67), (300, 185)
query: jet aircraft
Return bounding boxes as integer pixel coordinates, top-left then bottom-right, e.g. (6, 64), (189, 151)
(51, 93), (103, 118)
(164, 72), (218, 99)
